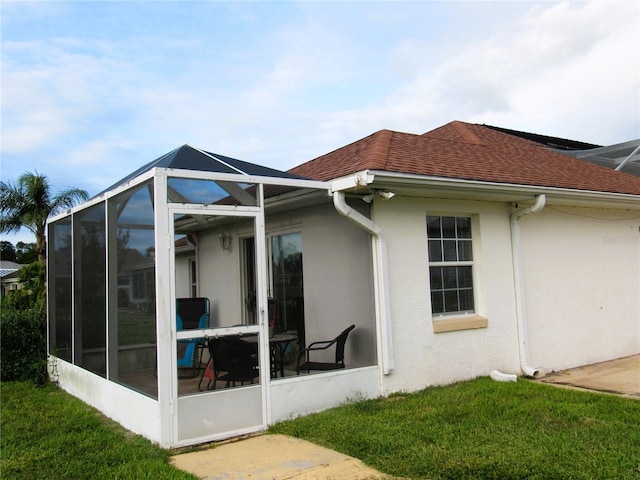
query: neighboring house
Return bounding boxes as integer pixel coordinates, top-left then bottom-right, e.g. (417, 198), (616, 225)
(46, 121), (640, 448)
(0, 260), (25, 299)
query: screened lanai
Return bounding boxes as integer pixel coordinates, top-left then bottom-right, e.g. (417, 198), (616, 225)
(47, 145), (380, 447)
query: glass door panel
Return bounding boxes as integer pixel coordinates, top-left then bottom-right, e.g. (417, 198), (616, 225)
(271, 232), (304, 339)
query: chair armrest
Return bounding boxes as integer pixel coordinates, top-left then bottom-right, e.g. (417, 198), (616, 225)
(305, 339), (336, 350)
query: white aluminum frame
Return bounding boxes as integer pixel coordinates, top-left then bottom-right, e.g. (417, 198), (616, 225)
(47, 165), (386, 448)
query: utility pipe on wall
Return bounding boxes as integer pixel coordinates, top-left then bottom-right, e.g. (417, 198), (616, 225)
(333, 191), (394, 375)
(510, 194), (546, 378)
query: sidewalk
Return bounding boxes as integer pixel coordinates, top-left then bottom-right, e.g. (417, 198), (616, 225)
(171, 434), (393, 480)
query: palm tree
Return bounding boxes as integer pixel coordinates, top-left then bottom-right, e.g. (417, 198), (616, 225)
(0, 172), (89, 262)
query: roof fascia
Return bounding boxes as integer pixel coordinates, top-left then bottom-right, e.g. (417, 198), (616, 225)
(331, 170), (640, 210)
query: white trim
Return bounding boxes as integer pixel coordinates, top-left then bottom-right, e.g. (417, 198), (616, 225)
(154, 171), (174, 447)
(330, 170), (640, 209)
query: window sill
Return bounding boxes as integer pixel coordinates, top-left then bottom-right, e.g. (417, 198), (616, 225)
(432, 315), (488, 333)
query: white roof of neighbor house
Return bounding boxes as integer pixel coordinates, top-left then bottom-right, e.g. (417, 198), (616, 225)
(0, 261), (23, 279)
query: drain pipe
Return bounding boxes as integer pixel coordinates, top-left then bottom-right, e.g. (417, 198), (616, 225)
(510, 194), (546, 378)
(333, 191), (394, 375)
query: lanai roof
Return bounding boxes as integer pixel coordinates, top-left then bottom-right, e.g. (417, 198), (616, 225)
(554, 140), (640, 177)
(289, 121), (640, 195)
(99, 144), (306, 196)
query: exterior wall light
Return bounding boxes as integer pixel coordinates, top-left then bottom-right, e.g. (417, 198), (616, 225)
(219, 233), (232, 251)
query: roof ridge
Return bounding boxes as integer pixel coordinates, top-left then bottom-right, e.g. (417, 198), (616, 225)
(451, 121), (486, 146)
(365, 129), (395, 169)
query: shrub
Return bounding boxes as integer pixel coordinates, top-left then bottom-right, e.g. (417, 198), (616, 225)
(0, 302), (48, 385)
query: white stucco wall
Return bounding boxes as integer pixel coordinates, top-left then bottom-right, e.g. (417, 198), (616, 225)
(294, 203), (377, 368)
(519, 206), (640, 371)
(375, 197), (521, 395)
(186, 202), (377, 367)
(372, 196), (639, 394)
(197, 230), (239, 327)
(175, 252), (192, 299)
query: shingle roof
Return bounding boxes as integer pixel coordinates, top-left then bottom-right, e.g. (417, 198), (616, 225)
(289, 121), (640, 195)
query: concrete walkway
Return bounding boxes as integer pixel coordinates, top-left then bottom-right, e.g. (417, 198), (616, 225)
(171, 434), (392, 480)
(536, 354), (640, 399)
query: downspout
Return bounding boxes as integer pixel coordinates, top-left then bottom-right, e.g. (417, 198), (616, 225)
(510, 194), (546, 378)
(333, 191), (394, 375)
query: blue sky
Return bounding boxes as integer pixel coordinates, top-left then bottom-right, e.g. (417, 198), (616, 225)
(1, 1), (639, 245)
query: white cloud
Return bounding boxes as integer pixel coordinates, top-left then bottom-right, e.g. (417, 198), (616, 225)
(317, 1), (639, 145)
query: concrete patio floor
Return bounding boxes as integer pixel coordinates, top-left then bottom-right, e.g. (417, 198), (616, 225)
(170, 355), (639, 480)
(536, 354), (640, 399)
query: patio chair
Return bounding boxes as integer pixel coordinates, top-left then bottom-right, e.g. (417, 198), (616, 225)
(176, 298), (209, 378)
(206, 336), (259, 389)
(296, 324), (355, 374)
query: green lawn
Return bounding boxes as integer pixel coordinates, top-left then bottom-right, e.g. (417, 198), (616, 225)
(271, 378), (640, 479)
(2, 378), (639, 479)
(0, 382), (195, 480)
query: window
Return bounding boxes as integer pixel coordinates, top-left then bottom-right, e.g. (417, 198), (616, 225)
(427, 216), (474, 316)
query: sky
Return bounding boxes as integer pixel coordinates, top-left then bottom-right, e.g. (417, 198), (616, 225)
(1, 0), (639, 245)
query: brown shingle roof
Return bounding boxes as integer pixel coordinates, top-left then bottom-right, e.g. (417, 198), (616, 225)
(289, 121), (640, 195)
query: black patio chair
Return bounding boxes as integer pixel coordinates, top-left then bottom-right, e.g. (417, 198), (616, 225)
(205, 336), (259, 389)
(296, 324), (355, 374)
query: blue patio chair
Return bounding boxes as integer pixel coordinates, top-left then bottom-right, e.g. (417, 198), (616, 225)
(176, 298), (209, 378)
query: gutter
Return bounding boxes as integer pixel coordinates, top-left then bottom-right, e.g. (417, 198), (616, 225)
(510, 194), (546, 378)
(356, 170), (640, 209)
(332, 191), (394, 375)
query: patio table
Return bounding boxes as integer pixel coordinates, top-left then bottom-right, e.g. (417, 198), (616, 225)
(268, 334), (297, 378)
(240, 333), (297, 378)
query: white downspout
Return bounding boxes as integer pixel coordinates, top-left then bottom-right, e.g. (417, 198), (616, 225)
(333, 191), (394, 375)
(510, 194), (546, 378)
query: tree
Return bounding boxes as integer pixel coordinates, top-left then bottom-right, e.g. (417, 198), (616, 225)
(16, 242), (38, 264)
(1, 241), (16, 262)
(0, 172), (88, 262)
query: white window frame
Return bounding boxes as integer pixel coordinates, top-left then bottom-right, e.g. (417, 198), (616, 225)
(427, 215), (475, 317)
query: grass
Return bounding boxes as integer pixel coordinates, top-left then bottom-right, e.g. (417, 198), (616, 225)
(271, 378), (640, 479)
(3, 378), (639, 479)
(1, 382), (196, 480)
(118, 310), (156, 345)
